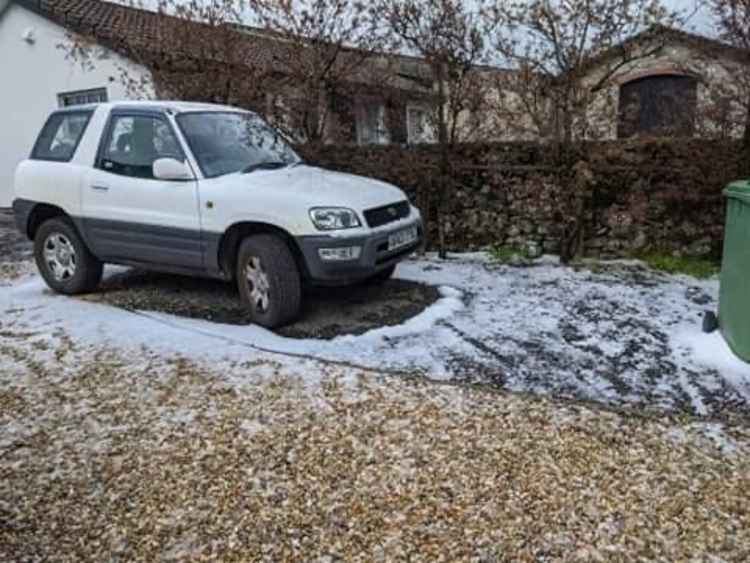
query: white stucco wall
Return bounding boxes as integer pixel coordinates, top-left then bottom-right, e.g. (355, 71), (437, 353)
(0, 4), (151, 207)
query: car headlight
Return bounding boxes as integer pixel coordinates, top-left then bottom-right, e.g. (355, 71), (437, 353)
(309, 207), (361, 231)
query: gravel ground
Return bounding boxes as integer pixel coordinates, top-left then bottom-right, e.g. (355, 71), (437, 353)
(1, 324), (749, 561)
(82, 268), (440, 339)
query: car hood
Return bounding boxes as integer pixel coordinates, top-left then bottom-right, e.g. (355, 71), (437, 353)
(220, 165), (407, 211)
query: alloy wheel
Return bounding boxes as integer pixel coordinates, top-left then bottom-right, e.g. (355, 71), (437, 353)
(245, 256), (271, 313)
(43, 233), (77, 282)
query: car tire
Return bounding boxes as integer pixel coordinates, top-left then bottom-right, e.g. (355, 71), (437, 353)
(236, 234), (302, 328)
(366, 264), (397, 285)
(34, 217), (103, 295)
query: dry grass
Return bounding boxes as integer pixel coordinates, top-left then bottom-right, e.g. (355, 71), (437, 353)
(1, 320), (749, 562)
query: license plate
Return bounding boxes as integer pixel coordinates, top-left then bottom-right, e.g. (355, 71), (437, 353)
(388, 226), (418, 251)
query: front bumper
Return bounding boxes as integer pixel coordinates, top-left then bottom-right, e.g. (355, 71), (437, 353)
(296, 218), (424, 285)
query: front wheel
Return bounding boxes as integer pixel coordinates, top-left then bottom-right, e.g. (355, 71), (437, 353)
(236, 234), (302, 328)
(34, 217), (103, 295)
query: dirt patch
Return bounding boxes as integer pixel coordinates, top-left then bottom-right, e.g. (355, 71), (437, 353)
(0, 211), (34, 281)
(82, 268), (440, 339)
(0, 211), (32, 264)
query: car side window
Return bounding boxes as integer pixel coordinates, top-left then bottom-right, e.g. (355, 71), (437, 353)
(31, 111), (92, 162)
(100, 115), (184, 179)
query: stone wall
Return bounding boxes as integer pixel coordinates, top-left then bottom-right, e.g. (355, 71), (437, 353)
(302, 140), (748, 258)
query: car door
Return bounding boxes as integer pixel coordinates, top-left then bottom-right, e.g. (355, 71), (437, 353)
(81, 110), (204, 270)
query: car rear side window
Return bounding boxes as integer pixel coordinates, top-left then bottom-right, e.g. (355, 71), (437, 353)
(99, 115), (184, 179)
(31, 111), (92, 162)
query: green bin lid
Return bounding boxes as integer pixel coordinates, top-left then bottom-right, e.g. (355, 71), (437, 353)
(724, 180), (750, 203)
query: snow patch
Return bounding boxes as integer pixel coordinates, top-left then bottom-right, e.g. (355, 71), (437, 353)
(667, 422), (749, 457)
(333, 285), (464, 343)
(672, 328), (750, 397)
(2, 256), (750, 415)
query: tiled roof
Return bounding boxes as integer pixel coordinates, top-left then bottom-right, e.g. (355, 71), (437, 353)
(14, 0), (438, 91)
(18, 0), (165, 46)
(16, 0), (279, 66)
(580, 25), (749, 75)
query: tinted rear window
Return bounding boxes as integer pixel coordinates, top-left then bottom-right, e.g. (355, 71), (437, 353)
(31, 111), (93, 162)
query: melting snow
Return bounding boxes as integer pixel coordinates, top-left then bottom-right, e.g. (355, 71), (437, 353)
(1, 255), (749, 416)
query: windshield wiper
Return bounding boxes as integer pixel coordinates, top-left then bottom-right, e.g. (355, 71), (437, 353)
(241, 161), (289, 174)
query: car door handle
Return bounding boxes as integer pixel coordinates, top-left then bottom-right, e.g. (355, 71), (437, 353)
(91, 184), (110, 192)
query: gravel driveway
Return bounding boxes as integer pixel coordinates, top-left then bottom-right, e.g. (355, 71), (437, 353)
(1, 335), (749, 562)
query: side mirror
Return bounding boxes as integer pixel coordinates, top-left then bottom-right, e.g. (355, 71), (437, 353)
(153, 157), (193, 181)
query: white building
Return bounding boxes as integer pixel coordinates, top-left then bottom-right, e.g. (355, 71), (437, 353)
(0, 0), (151, 208)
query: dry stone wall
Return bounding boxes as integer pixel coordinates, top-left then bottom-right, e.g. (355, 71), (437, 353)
(302, 140), (747, 258)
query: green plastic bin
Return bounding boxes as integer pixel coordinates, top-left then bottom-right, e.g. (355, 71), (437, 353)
(719, 180), (750, 362)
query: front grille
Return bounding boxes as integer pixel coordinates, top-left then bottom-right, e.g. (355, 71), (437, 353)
(363, 200), (410, 228)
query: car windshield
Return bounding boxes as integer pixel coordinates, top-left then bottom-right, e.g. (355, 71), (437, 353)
(176, 111), (301, 178)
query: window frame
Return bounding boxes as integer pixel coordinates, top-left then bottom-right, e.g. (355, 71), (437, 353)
(95, 109), (187, 180)
(30, 110), (94, 163)
(57, 87), (109, 108)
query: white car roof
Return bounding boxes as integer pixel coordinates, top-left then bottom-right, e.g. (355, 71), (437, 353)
(58, 100), (250, 115)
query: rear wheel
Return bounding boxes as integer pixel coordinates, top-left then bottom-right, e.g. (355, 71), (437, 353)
(236, 234), (302, 328)
(34, 217), (103, 294)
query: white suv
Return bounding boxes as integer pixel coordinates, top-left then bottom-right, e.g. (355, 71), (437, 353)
(12, 102), (423, 328)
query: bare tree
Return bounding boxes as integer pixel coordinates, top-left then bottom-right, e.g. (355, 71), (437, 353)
(488, 0), (681, 261)
(707, 0), (750, 149)
(377, 0), (493, 258)
(491, 0), (682, 143)
(254, 0), (389, 145)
